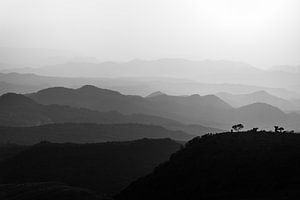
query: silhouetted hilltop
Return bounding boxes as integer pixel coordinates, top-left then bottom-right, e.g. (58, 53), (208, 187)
(0, 138), (181, 195)
(117, 131), (300, 200)
(0, 123), (193, 145)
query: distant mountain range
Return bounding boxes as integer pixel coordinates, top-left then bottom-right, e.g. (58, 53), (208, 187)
(28, 85), (300, 131)
(0, 47), (98, 67)
(2, 59), (299, 91)
(0, 72), (299, 99)
(117, 131), (300, 200)
(0, 138), (181, 195)
(216, 90), (300, 111)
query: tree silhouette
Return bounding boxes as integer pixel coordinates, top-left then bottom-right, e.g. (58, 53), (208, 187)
(252, 128), (259, 132)
(232, 124), (244, 132)
(278, 127), (284, 133)
(274, 126), (279, 133)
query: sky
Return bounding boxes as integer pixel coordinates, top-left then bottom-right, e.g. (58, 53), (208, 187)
(0, 0), (300, 68)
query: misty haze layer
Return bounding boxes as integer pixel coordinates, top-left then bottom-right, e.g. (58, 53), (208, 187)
(1, 0), (300, 67)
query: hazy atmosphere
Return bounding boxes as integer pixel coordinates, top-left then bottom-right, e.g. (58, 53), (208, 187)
(0, 1), (300, 200)
(1, 0), (300, 67)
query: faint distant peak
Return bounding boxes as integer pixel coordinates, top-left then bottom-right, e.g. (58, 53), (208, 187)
(248, 90), (282, 99)
(189, 94), (201, 98)
(77, 85), (100, 91)
(237, 102), (284, 113)
(77, 85), (121, 95)
(146, 91), (166, 98)
(251, 90), (270, 96)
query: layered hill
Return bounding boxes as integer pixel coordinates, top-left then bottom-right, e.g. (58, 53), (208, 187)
(0, 92), (219, 136)
(1, 72), (298, 99)
(0, 138), (181, 195)
(217, 91), (299, 111)
(28, 85), (232, 128)
(3, 59), (299, 90)
(28, 85), (300, 131)
(117, 131), (300, 200)
(0, 123), (192, 145)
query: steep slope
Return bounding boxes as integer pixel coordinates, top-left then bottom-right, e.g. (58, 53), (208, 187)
(117, 131), (300, 200)
(217, 91), (297, 111)
(0, 123), (193, 145)
(0, 138), (181, 195)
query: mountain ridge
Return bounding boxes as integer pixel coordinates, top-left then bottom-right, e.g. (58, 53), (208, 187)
(28, 85), (300, 131)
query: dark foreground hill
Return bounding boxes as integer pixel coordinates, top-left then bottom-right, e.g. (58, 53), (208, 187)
(117, 131), (300, 200)
(0, 123), (192, 145)
(0, 138), (181, 196)
(0, 144), (27, 161)
(0, 182), (105, 200)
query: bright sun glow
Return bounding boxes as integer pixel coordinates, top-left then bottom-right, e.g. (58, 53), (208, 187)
(203, 0), (285, 32)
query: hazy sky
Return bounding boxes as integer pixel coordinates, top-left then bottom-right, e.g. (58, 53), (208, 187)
(1, 0), (300, 68)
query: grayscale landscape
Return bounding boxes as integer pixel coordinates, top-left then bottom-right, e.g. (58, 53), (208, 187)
(0, 0), (299, 199)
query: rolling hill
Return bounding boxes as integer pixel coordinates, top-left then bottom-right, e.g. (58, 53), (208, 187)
(28, 85), (300, 131)
(0, 92), (220, 136)
(28, 85), (233, 128)
(0, 123), (193, 145)
(0, 138), (181, 195)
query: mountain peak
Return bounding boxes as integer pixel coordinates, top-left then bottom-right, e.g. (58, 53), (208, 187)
(251, 90), (271, 96)
(146, 91), (166, 98)
(77, 85), (121, 96)
(78, 85), (99, 91)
